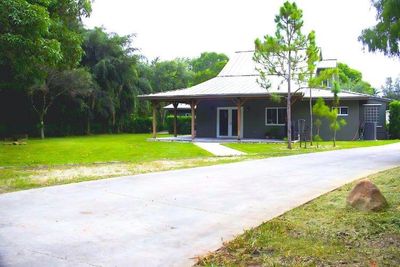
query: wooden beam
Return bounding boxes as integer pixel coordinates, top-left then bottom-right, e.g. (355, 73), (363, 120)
(190, 100), (196, 140)
(152, 101), (158, 139)
(173, 102), (178, 137)
(237, 98), (242, 140)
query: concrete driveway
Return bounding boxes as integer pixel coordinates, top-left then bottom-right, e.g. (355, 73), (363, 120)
(1, 143), (399, 267)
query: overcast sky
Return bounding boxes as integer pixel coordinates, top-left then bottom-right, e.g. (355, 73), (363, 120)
(84, 0), (400, 89)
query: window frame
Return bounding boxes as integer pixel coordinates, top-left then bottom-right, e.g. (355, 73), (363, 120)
(337, 106), (349, 117)
(265, 107), (287, 126)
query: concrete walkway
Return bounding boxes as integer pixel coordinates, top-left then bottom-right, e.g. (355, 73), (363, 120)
(151, 136), (284, 143)
(0, 143), (399, 267)
(194, 142), (246, 156)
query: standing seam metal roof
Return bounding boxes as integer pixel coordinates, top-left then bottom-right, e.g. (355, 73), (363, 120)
(139, 51), (388, 102)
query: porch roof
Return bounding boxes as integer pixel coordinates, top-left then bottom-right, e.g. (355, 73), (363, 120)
(139, 51), (389, 102)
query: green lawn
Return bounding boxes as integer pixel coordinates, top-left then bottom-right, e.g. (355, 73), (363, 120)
(197, 166), (400, 266)
(0, 135), (398, 194)
(0, 134), (211, 167)
(225, 140), (399, 157)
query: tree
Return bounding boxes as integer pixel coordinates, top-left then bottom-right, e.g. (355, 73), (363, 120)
(0, 0), (91, 90)
(135, 60), (155, 116)
(306, 31), (320, 145)
(388, 100), (400, 138)
(190, 52), (228, 85)
(329, 81), (347, 147)
(0, 0), (60, 90)
(5, 0), (93, 138)
(381, 76), (400, 100)
(359, 0), (400, 57)
(151, 58), (194, 91)
(254, 1), (319, 149)
(337, 62), (376, 95)
(29, 68), (94, 138)
(312, 97), (330, 148)
(337, 62), (362, 84)
(81, 27), (141, 133)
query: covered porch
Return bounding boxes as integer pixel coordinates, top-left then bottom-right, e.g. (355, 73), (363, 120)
(147, 97), (251, 141)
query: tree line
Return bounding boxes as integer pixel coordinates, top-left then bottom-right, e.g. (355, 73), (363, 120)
(1, 0), (398, 139)
(0, 0), (228, 138)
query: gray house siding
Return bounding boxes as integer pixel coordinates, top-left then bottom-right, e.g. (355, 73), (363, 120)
(359, 99), (388, 139)
(291, 100), (360, 141)
(196, 98), (365, 140)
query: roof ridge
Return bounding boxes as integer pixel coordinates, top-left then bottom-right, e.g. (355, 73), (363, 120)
(234, 50), (254, 53)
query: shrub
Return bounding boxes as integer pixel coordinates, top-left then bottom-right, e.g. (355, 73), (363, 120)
(165, 115), (191, 134)
(0, 124), (7, 138)
(130, 117), (153, 133)
(389, 100), (400, 138)
(265, 126), (282, 139)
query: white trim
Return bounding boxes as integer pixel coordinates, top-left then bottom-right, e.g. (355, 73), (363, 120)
(216, 107), (244, 138)
(265, 107), (286, 126)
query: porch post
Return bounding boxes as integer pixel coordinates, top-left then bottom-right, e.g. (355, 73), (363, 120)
(237, 98), (242, 140)
(190, 100), (196, 140)
(173, 102), (178, 137)
(152, 101), (158, 139)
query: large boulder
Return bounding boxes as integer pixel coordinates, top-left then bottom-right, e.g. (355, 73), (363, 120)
(347, 179), (388, 211)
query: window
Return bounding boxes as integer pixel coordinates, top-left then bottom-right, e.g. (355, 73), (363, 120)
(321, 79), (332, 88)
(266, 107), (287, 125)
(337, 106), (348, 116)
(364, 106), (379, 124)
(332, 106), (348, 116)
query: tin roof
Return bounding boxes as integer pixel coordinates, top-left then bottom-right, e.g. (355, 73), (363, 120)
(139, 51), (386, 102)
(316, 59), (337, 69)
(163, 103), (191, 110)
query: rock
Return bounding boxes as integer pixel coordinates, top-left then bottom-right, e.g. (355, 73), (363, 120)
(347, 179), (387, 211)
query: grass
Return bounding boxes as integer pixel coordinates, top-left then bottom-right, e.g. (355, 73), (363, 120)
(225, 140), (399, 157)
(0, 135), (398, 194)
(197, 166), (400, 266)
(0, 134), (211, 167)
(0, 157), (241, 194)
(0, 133), (218, 193)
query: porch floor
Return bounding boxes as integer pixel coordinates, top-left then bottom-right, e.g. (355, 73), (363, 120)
(149, 135), (285, 143)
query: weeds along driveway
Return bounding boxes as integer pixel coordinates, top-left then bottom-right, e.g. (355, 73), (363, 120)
(0, 143), (399, 267)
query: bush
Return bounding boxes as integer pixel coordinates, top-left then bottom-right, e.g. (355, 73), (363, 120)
(389, 100), (400, 138)
(165, 115), (191, 134)
(265, 126), (282, 139)
(128, 117), (153, 133)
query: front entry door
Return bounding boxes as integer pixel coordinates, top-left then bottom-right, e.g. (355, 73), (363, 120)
(217, 107), (242, 138)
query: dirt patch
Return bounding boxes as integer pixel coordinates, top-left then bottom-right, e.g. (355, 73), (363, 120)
(27, 157), (234, 184)
(30, 163), (132, 182)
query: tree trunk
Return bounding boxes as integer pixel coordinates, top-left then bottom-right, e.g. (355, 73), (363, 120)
(87, 95), (96, 135)
(309, 88), (313, 146)
(152, 102), (157, 138)
(40, 118), (45, 139)
(86, 115), (91, 135)
(287, 52), (292, 149)
(333, 124), (337, 147)
(173, 102), (178, 137)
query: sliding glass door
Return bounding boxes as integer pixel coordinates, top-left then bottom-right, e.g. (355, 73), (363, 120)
(217, 107), (242, 138)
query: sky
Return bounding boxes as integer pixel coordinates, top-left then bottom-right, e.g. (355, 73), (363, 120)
(83, 0), (400, 89)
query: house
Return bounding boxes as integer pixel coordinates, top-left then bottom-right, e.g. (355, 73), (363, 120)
(139, 51), (389, 141)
